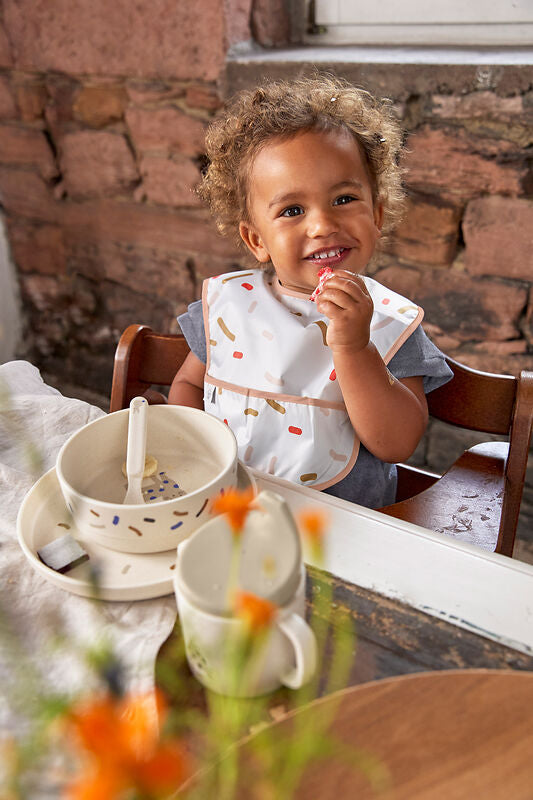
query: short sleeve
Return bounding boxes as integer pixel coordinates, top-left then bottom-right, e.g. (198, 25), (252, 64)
(177, 300), (206, 364)
(388, 325), (453, 394)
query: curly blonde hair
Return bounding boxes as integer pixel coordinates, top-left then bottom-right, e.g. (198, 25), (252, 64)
(199, 75), (405, 248)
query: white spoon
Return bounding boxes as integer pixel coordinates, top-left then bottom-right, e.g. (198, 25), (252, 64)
(123, 396), (148, 505)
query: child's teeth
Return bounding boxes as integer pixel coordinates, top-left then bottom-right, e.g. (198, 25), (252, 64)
(314, 248), (342, 259)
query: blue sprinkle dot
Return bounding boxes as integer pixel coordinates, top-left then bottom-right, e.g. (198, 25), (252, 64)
(173, 483), (179, 488)
(112, 516), (119, 526)
(147, 488), (154, 494)
(163, 480), (169, 484)
(159, 487), (165, 492)
(149, 496), (157, 501)
(171, 521), (183, 530)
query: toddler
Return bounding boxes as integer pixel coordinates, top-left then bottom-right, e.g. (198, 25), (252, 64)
(169, 75), (452, 508)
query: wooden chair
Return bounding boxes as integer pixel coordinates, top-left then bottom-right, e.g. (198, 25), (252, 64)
(110, 324), (533, 558)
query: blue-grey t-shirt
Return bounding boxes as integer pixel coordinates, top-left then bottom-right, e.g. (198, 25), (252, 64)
(178, 299), (453, 509)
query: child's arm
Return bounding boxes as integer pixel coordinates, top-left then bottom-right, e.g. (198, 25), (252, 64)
(168, 351), (205, 409)
(316, 271), (428, 464)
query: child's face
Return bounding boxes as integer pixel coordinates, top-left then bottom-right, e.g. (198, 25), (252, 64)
(239, 128), (383, 294)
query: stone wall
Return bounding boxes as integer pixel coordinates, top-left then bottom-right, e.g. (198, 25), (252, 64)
(0, 2), (531, 543)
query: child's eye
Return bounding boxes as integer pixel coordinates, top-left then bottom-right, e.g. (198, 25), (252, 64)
(333, 195), (357, 206)
(280, 206), (304, 218)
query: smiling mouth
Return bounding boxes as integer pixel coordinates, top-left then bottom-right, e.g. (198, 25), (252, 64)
(306, 247), (347, 261)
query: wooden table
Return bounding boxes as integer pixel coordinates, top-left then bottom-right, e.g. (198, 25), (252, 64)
(236, 670), (533, 799)
(157, 471), (533, 796)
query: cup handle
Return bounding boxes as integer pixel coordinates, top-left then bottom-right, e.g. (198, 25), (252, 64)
(277, 612), (317, 690)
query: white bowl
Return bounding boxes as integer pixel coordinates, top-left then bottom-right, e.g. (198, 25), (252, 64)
(56, 405), (238, 554)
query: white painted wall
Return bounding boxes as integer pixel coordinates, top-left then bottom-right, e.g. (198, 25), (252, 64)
(0, 213), (21, 363)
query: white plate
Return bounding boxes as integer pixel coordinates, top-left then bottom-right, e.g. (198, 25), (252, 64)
(17, 462), (256, 602)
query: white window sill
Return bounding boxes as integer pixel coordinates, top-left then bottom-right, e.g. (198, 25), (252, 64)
(227, 43), (533, 66)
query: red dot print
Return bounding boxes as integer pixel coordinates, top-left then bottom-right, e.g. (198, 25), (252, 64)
(382, 298), (390, 305)
(233, 351), (243, 359)
(288, 426), (302, 435)
(223, 419), (228, 425)
(241, 282), (253, 290)
(329, 369), (336, 381)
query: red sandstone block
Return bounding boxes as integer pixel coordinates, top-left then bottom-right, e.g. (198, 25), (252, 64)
(252, 0), (291, 46)
(8, 220), (66, 275)
(20, 273), (64, 312)
(3, 0), (226, 80)
(526, 288), (533, 348)
(74, 239), (198, 301)
(185, 85), (223, 111)
(0, 167), (56, 221)
(45, 76), (80, 130)
(126, 81), (185, 105)
(0, 77), (16, 119)
(126, 106), (206, 157)
(402, 126), (526, 199)
(58, 130), (139, 199)
(140, 155), (203, 207)
(376, 264), (527, 343)
(0, 124), (57, 179)
(390, 197), (461, 266)
(225, 0), (253, 46)
(73, 85), (127, 128)
(14, 81), (48, 121)
(463, 196), (533, 282)
(432, 92), (523, 122)
(60, 200), (241, 261)
(0, 24), (12, 67)
(453, 351), (533, 377)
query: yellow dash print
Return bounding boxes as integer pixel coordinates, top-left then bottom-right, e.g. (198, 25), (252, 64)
(209, 338), (217, 346)
(217, 317), (235, 341)
(300, 473), (318, 482)
(266, 398), (286, 415)
(398, 304), (418, 315)
(222, 271), (255, 283)
(313, 320), (328, 346)
(244, 407), (259, 416)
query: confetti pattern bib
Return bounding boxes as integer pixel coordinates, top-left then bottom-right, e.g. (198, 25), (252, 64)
(203, 270), (423, 490)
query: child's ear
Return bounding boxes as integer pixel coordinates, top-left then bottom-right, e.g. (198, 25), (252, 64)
(239, 221), (271, 263)
(374, 203), (384, 233)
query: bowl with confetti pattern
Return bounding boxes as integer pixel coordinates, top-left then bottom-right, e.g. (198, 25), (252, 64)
(56, 404), (239, 554)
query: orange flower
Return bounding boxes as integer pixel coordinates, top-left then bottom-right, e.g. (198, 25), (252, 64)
(298, 509), (328, 562)
(233, 591), (277, 632)
(64, 690), (190, 800)
(211, 487), (256, 535)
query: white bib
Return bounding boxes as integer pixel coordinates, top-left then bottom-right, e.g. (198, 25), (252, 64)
(203, 269), (423, 489)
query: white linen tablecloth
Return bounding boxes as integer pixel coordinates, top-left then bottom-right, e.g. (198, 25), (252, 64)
(0, 361), (178, 795)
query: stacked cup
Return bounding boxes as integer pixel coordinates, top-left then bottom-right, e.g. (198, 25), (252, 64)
(174, 491), (317, 697)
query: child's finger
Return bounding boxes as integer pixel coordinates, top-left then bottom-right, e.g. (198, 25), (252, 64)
(318, 276), (372, 308)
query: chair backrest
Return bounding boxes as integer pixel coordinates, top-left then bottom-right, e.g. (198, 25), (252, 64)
(425, 356), (533, 555)
(109, 324), (190, 413)
(110, 324), (533, 556)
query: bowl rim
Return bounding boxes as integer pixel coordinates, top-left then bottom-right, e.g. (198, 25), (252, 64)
(56, 404), (238, 509)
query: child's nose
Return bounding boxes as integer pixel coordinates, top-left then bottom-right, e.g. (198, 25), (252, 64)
(306, 207), (339, 238)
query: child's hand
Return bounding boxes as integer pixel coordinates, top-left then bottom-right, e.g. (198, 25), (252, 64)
(315, 270), (373, 353)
